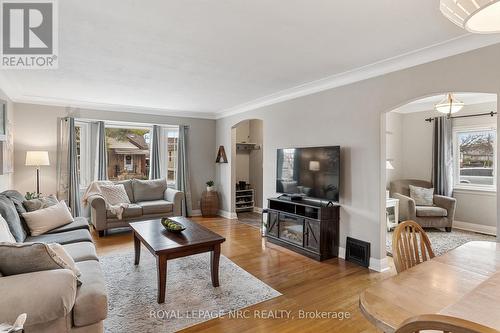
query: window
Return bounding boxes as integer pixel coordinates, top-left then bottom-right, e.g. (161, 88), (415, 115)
(74, 121), (179, 187)
(105, 126), (151, 181)
(165, 128), (179, 186)
(454, 127), (497, 191)
(75, 121), (91, 188)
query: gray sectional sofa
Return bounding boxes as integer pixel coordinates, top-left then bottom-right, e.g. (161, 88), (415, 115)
(0, 190), (107, 333)
(88, 178), (184, 236)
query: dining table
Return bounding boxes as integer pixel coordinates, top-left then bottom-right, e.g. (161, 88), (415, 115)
(359, 241), (500, 333)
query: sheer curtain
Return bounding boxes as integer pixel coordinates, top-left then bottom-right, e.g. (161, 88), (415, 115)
(432, 116), (454, 196)
(57, 117), (81, 216)
(176, 125), (192, 216)
(149, 125), (161, 179)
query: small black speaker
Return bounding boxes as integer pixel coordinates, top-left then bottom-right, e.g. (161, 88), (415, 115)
(346, 237), (370, 268)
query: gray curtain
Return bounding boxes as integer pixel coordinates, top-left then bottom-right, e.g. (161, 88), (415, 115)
(176, 125), (192, 216)
(57, 117), (81, 216)
(149, 125), (161, 179)
(96, 121), (108, 180)
(432, 116), (453, 197)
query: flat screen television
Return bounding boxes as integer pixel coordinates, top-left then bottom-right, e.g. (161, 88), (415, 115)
(276, 146), (340, 201)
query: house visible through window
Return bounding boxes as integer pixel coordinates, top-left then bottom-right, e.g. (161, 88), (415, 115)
(106, 127), (151, 181)
(75, 121), (179, 188)
(454, 127), (497, 190)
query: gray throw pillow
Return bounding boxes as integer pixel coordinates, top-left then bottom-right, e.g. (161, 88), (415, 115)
(132, 179), (167, 202)
(23, 194), (59, 212)
(0, 195), (26, 242)
(0, 242), (81, 285)
(1, 190), (29, 234)
(115, 180), (134, 203)
(409, 185), (434, 206)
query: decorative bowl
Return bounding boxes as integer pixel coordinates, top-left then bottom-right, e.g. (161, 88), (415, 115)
(161, 218), (186, 233)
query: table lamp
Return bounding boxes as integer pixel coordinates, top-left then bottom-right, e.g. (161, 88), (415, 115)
(25, 151), (50, 194)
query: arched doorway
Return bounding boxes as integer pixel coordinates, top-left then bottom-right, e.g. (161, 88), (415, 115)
(381, 92), (498, 261)
(230, 119), (264, 227)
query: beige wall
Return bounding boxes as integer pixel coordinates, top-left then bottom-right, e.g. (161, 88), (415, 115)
(0, 88), (14, 191)
(385, 112), (403, 188)
(387, 102), (497, 229)
(13, 103), (216, 211)
(216, 43), (500, 268)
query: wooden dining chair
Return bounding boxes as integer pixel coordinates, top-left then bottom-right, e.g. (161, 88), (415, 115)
(392, 220), (435, 273)
(395, 314), (500, 333)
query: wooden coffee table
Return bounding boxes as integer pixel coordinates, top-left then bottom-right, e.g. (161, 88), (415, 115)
(130, 217), (226, 303)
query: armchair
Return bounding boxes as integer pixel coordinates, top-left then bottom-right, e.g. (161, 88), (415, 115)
(390, 179), (456, 232)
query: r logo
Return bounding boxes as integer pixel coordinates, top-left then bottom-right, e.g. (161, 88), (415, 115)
(2, 2), (53, 54)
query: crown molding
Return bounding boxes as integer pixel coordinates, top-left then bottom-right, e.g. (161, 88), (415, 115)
(215, 33), (500, 119)
(10, 95), (217, 120)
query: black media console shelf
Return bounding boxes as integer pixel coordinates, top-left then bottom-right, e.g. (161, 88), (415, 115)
(265, 198), (340, 261)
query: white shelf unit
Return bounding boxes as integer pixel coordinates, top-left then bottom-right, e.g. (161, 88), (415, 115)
(235, 189), (254, 212)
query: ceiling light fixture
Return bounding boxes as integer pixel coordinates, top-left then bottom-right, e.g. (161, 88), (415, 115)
(440, 0), (500, 33)
(435, 93), (465, 116)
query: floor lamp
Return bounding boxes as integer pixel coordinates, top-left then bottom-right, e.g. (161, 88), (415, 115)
(25, 151), (50, 194)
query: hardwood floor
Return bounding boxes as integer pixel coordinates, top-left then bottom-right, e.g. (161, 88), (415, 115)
(93, 217), (395, 333)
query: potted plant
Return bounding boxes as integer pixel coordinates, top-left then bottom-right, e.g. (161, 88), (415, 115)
(206, 180), (216, 192)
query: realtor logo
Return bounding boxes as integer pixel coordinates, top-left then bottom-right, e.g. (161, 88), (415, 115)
(1, 0), (58, 69)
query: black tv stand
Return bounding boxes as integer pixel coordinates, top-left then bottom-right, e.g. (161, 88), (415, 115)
(265, 197), (340, 261)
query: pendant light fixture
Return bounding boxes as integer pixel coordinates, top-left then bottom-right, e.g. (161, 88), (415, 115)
(440, 0), (500, 33)
(435, 93), (465, 117)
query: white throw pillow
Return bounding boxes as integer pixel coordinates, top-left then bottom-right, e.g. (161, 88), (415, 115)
(409, 185), (434, 206)
(99, 184), (131, 205)
(47, 243), (81, 277)
(0, 214), (16, 243)
(22, 201), (74, 236)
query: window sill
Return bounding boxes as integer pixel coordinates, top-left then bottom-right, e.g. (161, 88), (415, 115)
(453, 187), (497, 196)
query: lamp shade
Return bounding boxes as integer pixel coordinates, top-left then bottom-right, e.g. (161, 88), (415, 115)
(435, 93), (465, 115)
(440, 0), (500, 33)
(25, 151), (50, 166)
(309, 161), (320, 171)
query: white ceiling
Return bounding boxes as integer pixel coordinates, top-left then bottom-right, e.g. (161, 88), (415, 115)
(2, 1), (500, 119)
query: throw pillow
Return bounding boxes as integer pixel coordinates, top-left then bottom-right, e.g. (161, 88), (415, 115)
(23, 194), (59, 212)
(0, 242), (81, 285)
(409, 185), (434, 206)
(99, 184), (131, 205)
(0, 214), (16, 243)
(22, 201), (73, 236)
(132, 178), (168, 202)
(47, 243), (81, 277)
(0, 195), (27, 242)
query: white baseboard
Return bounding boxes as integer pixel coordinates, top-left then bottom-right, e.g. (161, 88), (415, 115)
(253, 207), (263, 214)
(218, 210), (238, 219)
(369, 257), (390, 272)
(190, 209), (202, 217)
(453, 220), (497, 236)
(338, 246), (389, 272)
(338, 246), (346, 259)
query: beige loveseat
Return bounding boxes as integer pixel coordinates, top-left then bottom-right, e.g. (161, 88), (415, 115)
(0, 190), (107, 333)
(88, 179), (184, 236)
(390, 179), (456, 232)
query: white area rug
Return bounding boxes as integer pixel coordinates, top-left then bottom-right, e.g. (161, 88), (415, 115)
(101, 252), (281, 333)
(386, 228), (495, 256)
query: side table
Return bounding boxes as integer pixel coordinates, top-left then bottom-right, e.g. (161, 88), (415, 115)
(386, 198), (399, 231)
(201, 190), (219, 217)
